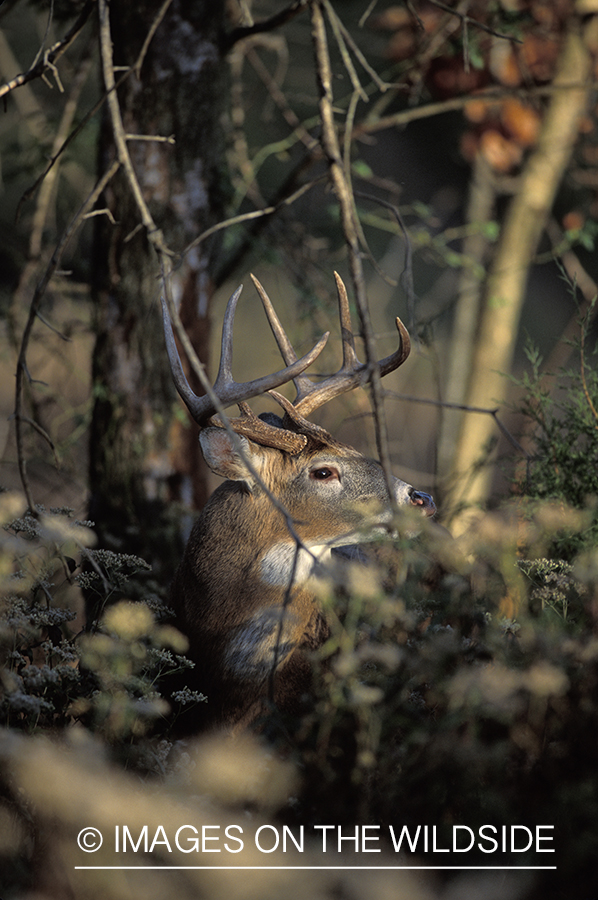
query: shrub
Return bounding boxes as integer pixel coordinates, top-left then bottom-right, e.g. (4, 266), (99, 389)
(0, 496), (201, 747)
(511, 294), (598, 559)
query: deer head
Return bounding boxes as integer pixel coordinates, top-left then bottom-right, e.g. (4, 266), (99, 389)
(163, 273), (435, 730)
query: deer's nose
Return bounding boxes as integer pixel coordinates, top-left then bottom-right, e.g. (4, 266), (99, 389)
(408, 489), (436, 517)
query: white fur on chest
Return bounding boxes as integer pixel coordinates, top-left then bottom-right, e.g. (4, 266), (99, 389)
(260, 541), (332, 587)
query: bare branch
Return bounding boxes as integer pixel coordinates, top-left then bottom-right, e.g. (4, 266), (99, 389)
(354, 191), (418, 335)
(427, 0), (522, 44)
(310, 0), (395, 504)
(181, 177), (324, 260)
(322, 0), (368, 102)
(245, 43), (314, 150)
(16, 415), (58, 461)
(35, 311), (71, 341)
(385, 390), (530, 458)
(579, 302), (598, 430)
(14, 161), (120, 512)
(358, 1), (379, 28)
(0, 0), (95, 102)
(224, 0), (310, 51)
(322, 0), (389, 93)
(83, 207), (117, 225)
(98, 0), (173, 259)
(29, 0), (55, 70)
(355, 83), (598, 138)
(31, 52), (94, 259)
(125, 133), (175, 144)
(134, 0), (174, 77)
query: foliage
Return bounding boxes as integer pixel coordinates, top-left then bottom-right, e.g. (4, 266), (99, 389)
(0, 495), (202, 748)
(512, 296), (598, 558)
(1, 496), (598, 898)
(272, 504), (598, 897)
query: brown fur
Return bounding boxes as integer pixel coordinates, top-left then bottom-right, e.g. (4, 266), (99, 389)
(170, 428), (434, 730)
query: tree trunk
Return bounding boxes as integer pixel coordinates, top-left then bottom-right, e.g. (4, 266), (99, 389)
(436, 152), (497, 506)
(448, 16), (593, 534)
(89, 0), (227, 585)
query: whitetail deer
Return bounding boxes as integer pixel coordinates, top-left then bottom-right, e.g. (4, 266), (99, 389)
(163, 273), (435, 729)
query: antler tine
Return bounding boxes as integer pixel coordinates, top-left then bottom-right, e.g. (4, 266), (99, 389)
(330, 270), (411, 386)
(162, 286), (329, 426)
(162, 294), (208, 423)
(251, 272), (364, 412)
(333, 271), (361, 373)
(378, 316), (411, 375)
(250, 274), (317, 405)
(212, 282), (243, 394)
(258, 272), (411, 419)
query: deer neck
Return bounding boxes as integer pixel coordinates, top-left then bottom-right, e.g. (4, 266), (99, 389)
(189, 480), (327, 605)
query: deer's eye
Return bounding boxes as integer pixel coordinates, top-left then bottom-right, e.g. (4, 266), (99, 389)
(310, 466), (339, 482)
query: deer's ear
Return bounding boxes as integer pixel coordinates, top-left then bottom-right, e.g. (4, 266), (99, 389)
(199, 427), (268, 484)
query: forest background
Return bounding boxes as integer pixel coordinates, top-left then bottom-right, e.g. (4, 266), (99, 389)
(1, 1), (598, 898)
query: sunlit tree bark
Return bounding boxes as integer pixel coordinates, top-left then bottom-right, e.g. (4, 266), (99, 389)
(448, 13), (595, 534)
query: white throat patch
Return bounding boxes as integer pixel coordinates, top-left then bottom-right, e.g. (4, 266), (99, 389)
(260, 541), (332, 588)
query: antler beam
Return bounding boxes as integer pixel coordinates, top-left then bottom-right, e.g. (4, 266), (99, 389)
(251, 272), (410, 417)
(162, 285), (329, 427)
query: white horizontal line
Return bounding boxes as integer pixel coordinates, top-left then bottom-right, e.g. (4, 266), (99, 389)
(74, 866), (557, 871)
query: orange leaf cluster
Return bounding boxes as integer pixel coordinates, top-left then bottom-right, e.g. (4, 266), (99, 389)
(371, 1), (577, 173)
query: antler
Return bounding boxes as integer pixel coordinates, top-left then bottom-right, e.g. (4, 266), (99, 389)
(251, 272), (410, 417)
(162, 285), (329, 440)
(164, 274), (410, 453)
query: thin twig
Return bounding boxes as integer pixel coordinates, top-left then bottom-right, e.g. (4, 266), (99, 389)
(322, 0), (368, 102)
(310, 0), (396, 504)
(16, 415), (57, 456)
(384, 390), (531, 457)
(134, 0), (174, 78)
(14, 161), (121, 513)
(125, 133), (175, 144)
(18, 0), (175, 219)
(83, 207), (117, 224)
(356, 83), (597, 137)
(354, 191), (418, 335)
(427, 0), (522, 44)
(30, 51), (94, 259)
(35, 311), (71, 341)
(405, 0), (425, 31)
(12, 46), (94, 328)
(579, 305), (598, 429)
(358, 1), (379, 28)
(98, 0), (166, 246)
(462, 16), (470, 73)
(0, 0), (95, 102)
(245, 44), (315, 150)
(224, 0), (310, 51)
(341, 96), (395, 286)
(181, 177), (324, 260)
(323, 0), (389, 93)
(215, 150), (322, 286)
(29, 0), (55, 71)
(17, 79), (113, 220)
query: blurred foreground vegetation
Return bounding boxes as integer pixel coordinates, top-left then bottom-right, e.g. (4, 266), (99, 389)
(1, 319), (598, 900)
